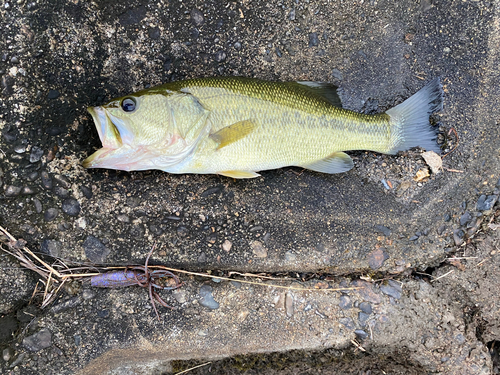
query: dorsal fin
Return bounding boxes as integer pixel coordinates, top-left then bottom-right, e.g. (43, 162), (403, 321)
(293, 81), (342, 107)
(209, 120), (257, 150)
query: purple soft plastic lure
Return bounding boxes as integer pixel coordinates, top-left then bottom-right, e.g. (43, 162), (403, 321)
(89, 246), (182, 320)
(90, 270), (142, 288)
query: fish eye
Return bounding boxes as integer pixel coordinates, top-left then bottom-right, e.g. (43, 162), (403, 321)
(121, 97), (137, 112)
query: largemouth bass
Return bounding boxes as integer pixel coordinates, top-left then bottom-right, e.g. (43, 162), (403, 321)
(83, 77), (443, 178)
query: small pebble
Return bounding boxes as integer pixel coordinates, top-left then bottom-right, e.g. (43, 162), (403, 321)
(459, 211), (472, 226)
(23, 328), (52, 352)
(27, 171), (39, 181)
(40, 171), (53, 190)
(339, 295), (352, 309)
(97, 309), (110, 318)
(222, 239), (232, 252)
(354, 329), (368, 340)
(83, 235), (109, 263)
(54, 186), (69, 197)
(172, 290), (187, 304)
(214, 50), (226, 62)
(190, 9), (204, 26)
(201, 186), (223, 197)
(117, 214), (130, 223)
(41, 239), (61, 257)
(148, 27), (160, 40)
(359, 302), (372, 314)
(62, 198), (81, 216)
(476, 195), (498, 211)
(368, 248), (388, 270)
(251, 241), (267, 258)
(33, 198), (42, 213)
(5, 185), (22, 197)
(53, 174), (70, 188)
(47, 90), (60, 99)
(309, 32), (319, 47)
(82, 289), (96, 300)
(21, 186), (36, 195)
(199, 285), (219, 310)
(44, 208), (59, 221)
(29, 146), (43, 163)
(455, 334), (466, 344)
(80, 185), (93, 199)
(453, 229), (465, 246)
(2, 347), (13, 362)
(358, 312), (370, 325)
(234, 42), (242, 50)
(380, 281), (402, 299)
(14, 144), (26, 153)
(284, 251), (296, 261)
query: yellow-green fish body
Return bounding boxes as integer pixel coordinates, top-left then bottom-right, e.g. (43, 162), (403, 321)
(83, 77), (442, 178)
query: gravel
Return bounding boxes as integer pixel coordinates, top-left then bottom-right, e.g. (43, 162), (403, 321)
(477, 195), (498, 211)
(41, 239), (62, 257)
(22, 328), (52, 352)
(47, 90), (60, 99)
(29, 146), (43, 163)
(83, 235), (109, 263)
(62, 198), (81, 216)
(40, 171), (53, 190)
(43, 208), (59, 222)
(199, 285), (219, 310)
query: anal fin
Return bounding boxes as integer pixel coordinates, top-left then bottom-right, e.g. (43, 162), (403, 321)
(209, 120), (256, 150)
(300, 152), (353, 174)
(218, 170), (261, 179)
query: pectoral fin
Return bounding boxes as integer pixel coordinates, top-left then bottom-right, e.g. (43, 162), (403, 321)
(218, 170), (261, 179)
(209, 120), (256, 150)
(300, 152), (353, 174)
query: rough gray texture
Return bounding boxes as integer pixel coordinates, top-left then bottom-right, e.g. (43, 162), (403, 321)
(0, 0), (499, 374)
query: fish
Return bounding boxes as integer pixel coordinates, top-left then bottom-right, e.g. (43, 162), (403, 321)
(83, 77), (443, 179)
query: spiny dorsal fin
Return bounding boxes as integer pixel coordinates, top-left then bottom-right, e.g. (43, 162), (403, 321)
(209, 120), (257, 150)
(300, 152), (353, 174)
(293, 81), (342, 108)
(218, 170), (261, 179)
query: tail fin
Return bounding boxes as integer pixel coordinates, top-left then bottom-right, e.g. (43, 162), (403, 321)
(385, 78), (443, 154)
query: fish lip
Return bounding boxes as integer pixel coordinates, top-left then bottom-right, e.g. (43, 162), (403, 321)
(87, 106), (107, 145)
(82, 147), (114, 168)
(84, 106), (122, 168)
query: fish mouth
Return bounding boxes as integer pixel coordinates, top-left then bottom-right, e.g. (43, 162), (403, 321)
(83, 106), (123, 168)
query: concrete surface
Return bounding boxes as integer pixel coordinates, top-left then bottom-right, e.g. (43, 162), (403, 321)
(0, 0), (499, 374)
